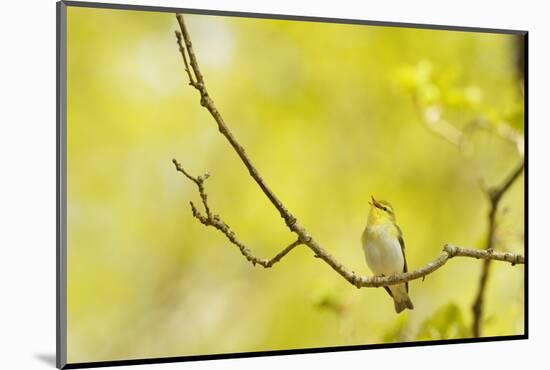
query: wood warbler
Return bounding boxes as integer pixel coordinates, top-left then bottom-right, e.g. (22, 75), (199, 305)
(362, 196), (414, 313)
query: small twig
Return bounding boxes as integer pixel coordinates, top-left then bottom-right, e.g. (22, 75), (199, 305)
(173, 159), (301, 268)
(175, 30), (197, 87)
(415, 95), (524, 158)
(468, 118), (525, 156)
(421, 105), (470, 152)
(172, 158), (211, 218)
(176, 15), (205, 87)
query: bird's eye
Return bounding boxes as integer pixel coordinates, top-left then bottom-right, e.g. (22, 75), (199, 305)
(382, 207), (388, 212)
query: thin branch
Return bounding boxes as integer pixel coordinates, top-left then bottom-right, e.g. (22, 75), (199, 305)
(447, 244), (524, 265)
(489, 160), (525, 204)
(420, 105), (471, 153)
(472, 158), (525, 337)
(176, 15), (205, 87)
(173, 159), (302, 268)
(175, 30), (197, 87)
(172, 158), (211, 218)
(175, 14), (298, 230)
(471, 118), (525, 156)
(173, 14), (524, 307)
(356, 244), (524, 288)
(415, 99), (524, 158)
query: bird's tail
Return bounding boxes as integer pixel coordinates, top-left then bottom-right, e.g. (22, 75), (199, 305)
(392, 285), (414, 314)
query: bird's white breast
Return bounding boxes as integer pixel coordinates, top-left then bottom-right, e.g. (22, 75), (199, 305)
(362, 225), (404, 276)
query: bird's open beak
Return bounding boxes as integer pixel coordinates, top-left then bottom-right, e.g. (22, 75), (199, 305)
(370, 195), (381, 208)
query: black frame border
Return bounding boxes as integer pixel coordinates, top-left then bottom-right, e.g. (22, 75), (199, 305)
(56, 1), (528, 369)
(57, 1), (67, 369)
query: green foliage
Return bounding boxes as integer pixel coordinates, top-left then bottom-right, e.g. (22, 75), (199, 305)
(395, 61), (485, 109)
(311, 286), (348, 315)
(382, 314), (410, 342)
(395, 57), (524, 141)
(503, 102), (525, 133)
(416, 303), (469, 340)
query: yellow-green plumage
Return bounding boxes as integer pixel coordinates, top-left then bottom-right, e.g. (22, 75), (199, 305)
(362, 197), (413, 313)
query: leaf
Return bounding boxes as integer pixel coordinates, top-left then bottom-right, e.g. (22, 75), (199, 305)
(418, 83), (441, 106)
(394, 60), (433, 94)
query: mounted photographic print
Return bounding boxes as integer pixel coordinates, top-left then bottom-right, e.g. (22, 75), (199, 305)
(57, 1), (527, 368)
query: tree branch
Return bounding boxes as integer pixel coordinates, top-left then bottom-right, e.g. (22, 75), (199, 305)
(416, 102), (524, 157)
(470, 118), (525, 156)
(472, 158), (524, 337)
(176, 14), (298, 230)
(173, 161), (524, 286)
(414, 79), (525, 337)
(419, 105), (471, 153)
(172, 158), (524, 287)
(173, 14), (524, 301)
(487, 160), (525, 204)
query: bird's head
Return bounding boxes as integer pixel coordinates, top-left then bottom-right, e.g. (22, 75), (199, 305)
(368, 195), (396, 225)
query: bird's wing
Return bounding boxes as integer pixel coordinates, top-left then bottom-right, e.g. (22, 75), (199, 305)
(396, 224), (408, 293)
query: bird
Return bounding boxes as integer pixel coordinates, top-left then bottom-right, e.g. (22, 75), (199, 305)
(361, 196), (414, 313)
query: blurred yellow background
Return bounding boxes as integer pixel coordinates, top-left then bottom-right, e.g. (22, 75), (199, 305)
(66, 6), (524, 363)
